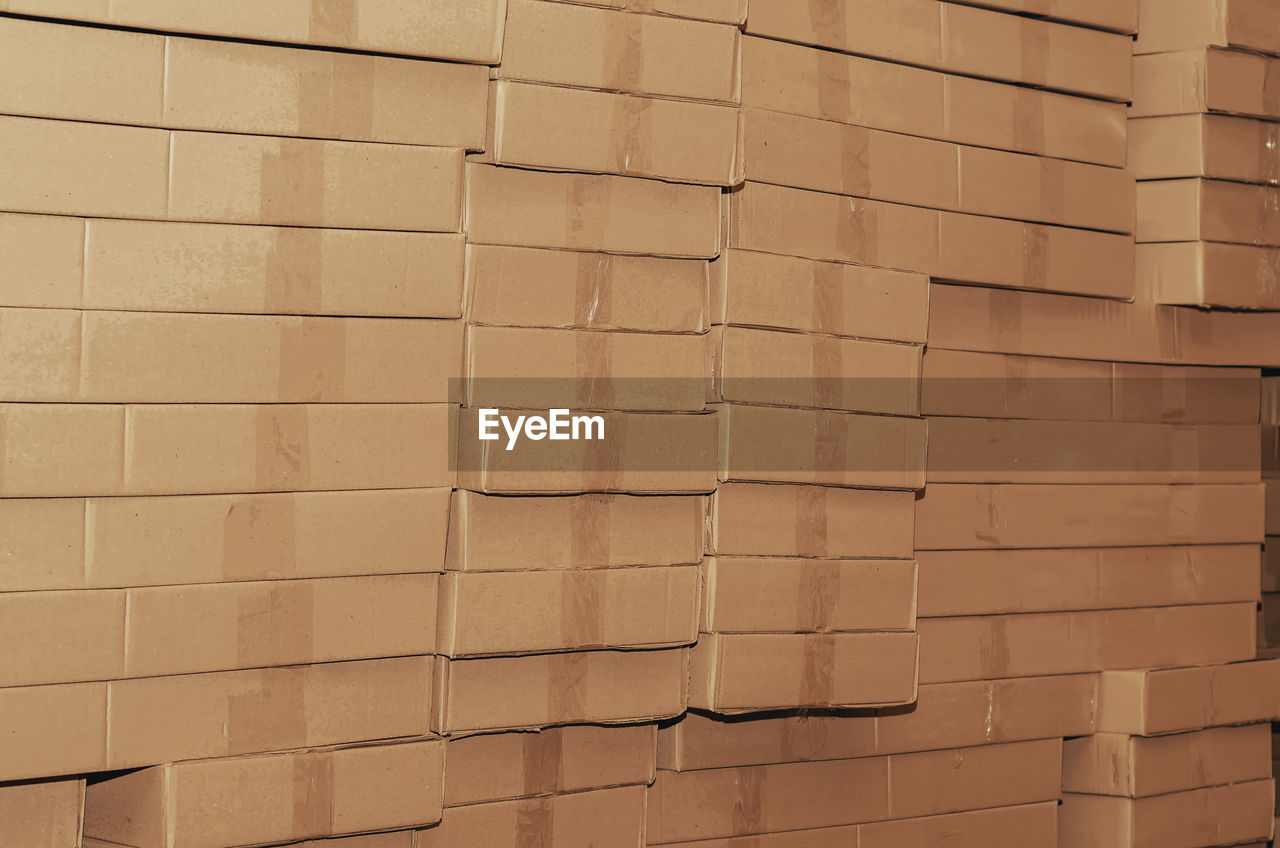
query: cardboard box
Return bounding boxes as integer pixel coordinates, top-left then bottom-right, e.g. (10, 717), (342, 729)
(456, 408), (717, 494)
(1096, 659), (1280, 735)
(443, 724), (655, 806)
(718, 403), (926, 491)
(688, 632), (919, 712)
(415, 785), (647, 848)
(918, 604), (1257, 684)
(925, 417), (1260, 484)
(1063, 724), (1272, 796)
(709, 482), (916, 559)
(433, 648), (687, 732)
(711, 249), (929, 344)
(438, 566), (699, 656)
(0, 777), (84, 848)
(1060, 780), (1275, 848)
(646, 739), (1061, 843)
(0, 681), (107, 782)
(741, 36), (1128, 167)
(1136, 0), (1280, 57)
(467, 244), (708, 333)
(497, 0), (739, 103)
(701, 557), (917, 633)
(464, 324), (706, 412)
(465, 163), (720, 258)
(917, 545), (1261, 617)
(1138, 179), (1280, 245)
(446, 491), (702, 572)
(744, 0), (1132, 100)
(953, 0), (1137, 33)
(84, 739), (444, 848)
(0, 0), (509, 62)
(1130, 114), (1280, 183)
(915, 483), (1265, 549)
(1137, 241), (1280, 311)
(1133, 48), (1280, 121)
(81, 220), (466, 317)
(626, 0), (746, 24)
(485, 80), (740, 185)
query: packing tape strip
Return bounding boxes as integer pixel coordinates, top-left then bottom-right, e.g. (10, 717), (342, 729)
(794, 484), (830, 558)
(566, 175), (612, 251)
(1256, 185), (1280, 246)
(811, 262), (844, 337)
(586, 411), (626, 492)
(574, 253), (614, 329)
(845, 199), (879, 266)
(1263, 57), (1280, 119)
(813, 410), (849, 485)
(1039, 158), (1066, 227)
(237, 580), (316, 671)
(604, 12), (645, 92)
(546, 652), (589, 723)
(1022, 224), (1050, 289)
(307, 0), (358, 45)
(816, 51), (853, 125)
(812, 333), (844, 411)
(841, 126), (872, 198)
(293, 751), (336, 838)
(612, 95), (655, 177)
(259, 139), (328, 227)
(515, 796), (555, 848)
(280, 318), (348, 402)
(797, 560), (840, 632)
(799, 633), (837, 705)
(1155, 311), (1180, 364)
(255, 405), (313, 491)
(808, 0), (848, 46)
(576, 329), (614, 411)
(226, 666), (310, 755)
(1003, 350), (1033, 413)
(570, 494), (612, 566)
(521, 729), (566, 797)
(1258, 249), (1280, 302)
(222, 494), (300, 581)
(297, 50), (375, 140)
(1019, 19), (1051, 88)
(1013, 88), (1047, 156)
(988, 288), (1024, 348)
(264, 228), (325, 315)
(561, 569), (606, 649)
(1263, 124), (1280, 186)
(981, 616), (1012, 677)
(730, 766), (767, 835)
(0, 410), (7, 493)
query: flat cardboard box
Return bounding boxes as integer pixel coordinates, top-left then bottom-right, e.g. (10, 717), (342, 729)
(1134, 48), (1280, 121)
(437, 566), (698, 656)
(658, 673), (1094, 769)
(415, 785), (647, 848)
(710, 249), (929, 344)
(1137, 241), (1280, 311)
(918, 603), (1257, 684)
(646, 739), (1061, 843)
(718, 403), (926, 491)
(688, 631), (919, 712)
(952, 0), (1137, 33)
(81, 219), (465, 317)
(465, 163), (720, 258)
(467, 244), (708, 333)
(711, 326), (922, 415)
(626, 0), (746, 24)
(1095, 659), (1280, 735)
(744, 0), (1132, 101)
(1063, 724), (1272, 797)
(443, 724), (655, 806)
(1060, 780), (1275, 848)
(464, 324), (706, 412)
(1130, 114), (1280, 184)
(0, 777), (84, 848)
(917, 545), (1261, 617)
(433, 648), (687, 733)
(925, 417), (1260, 484)
(1111, 362), (1261, 424)
(485, 80), (740, 185)
(455, 408), (717, 494)
(0, 0), (509, 62)
(446, 491), (702, 572)
(709, 482), (916, 559)
(497, 0), (739, 103)
(741, 35), (1128, 167)
(1136, 0), (1280, 57)
(84, 739), (444, 848)
(701, 557), (917, 633)
(1138, 179), (1280, 245)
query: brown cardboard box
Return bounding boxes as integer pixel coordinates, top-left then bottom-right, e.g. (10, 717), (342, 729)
(0, 777), (84, 848)
(741, 35), (1128, 166)
(744, 0), (1132, 100)
(84, 739), (444, 848)
(446, 491), (702, 572)
(455, 408), (717, 494)
(1130, 114), (1280, 184)
(485, 80), (740, 185)
(710, 249), (929, 344)
(1111, 362), (1261, 424)
(414, 785), (647, 848)
(926, 417), (1260, 484)
(646, 739), (1061, 843)
(464, 324), (706, 412)
(658, 673), (1094, 769)
(1138, 179), (1280, 245)
(916, 484), (1265, 549)
(627, 0), (746, 24)
(718, 403), (927, 491)
(437, 566), (698, 655)
(954, 0), (1137, 33)
(701, 557), (917, 632)
(710, 326), (922, 415)
(1063, 724), (1272, 796)
(0, 0), (509, 62)
(1136, 0), (1280, 57)
(709, 482), (915, 559)
(688, 631), (919, 712)
(918, 603), (1257, 683)
(497, 0), (739, 103)
(1095, 659), (1280, 735)
(465, 163), (720, 258)
(917, 545), (1261, 617)
(433, 648), (687, 732)
(1133, 48), (1280, 121)
(443, 724), (655, 806)
(1060, 780), (1275, 848)
(1137, 241), (1280, 311)
(467, 244), (708, 333)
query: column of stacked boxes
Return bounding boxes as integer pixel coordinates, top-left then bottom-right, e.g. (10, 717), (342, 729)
(0, 4), (510, 845)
